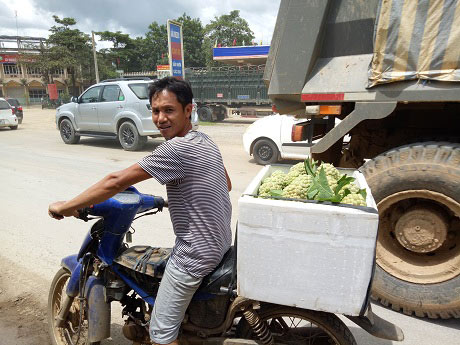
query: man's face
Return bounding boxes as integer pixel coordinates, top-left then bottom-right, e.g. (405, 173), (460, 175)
(151, 90), (192, 140)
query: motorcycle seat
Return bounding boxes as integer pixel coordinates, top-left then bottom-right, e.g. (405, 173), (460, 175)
(114, 245), (171, 278)
(114, 245), (236, 295)
(197, 246), (235, 294)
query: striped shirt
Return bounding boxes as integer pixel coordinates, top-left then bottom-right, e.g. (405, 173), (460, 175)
(138, 131), (232, 278)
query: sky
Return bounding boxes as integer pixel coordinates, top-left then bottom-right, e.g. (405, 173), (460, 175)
(0, 0), (281, 49)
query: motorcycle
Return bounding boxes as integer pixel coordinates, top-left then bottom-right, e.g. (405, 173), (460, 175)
(48, 186), (404, 345)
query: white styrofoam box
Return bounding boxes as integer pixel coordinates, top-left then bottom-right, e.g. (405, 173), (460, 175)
(237, 164), (379, 316)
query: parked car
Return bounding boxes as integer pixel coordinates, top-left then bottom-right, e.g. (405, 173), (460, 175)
(6, 98), (23, 124)
(0, 97), (18, 130)
(56, 78), (199, 151)
(243, 114), (311, 164)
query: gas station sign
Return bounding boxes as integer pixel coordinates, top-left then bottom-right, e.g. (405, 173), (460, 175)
(167, 20), (184, 79)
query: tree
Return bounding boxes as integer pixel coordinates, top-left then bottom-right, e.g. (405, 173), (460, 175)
(142, 22), (168, 70)
(203, 10), (255, 66)
(46, 16), (92, 95)
(175, 14), (206, 67)
(97, 31), (144, 72)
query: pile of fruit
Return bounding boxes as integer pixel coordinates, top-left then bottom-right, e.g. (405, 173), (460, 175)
(257, 158), (367, 206)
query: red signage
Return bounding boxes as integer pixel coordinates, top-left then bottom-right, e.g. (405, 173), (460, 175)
(0, 54), (36, 64)
(48, 84), (58, 100)
(171, 42), (182, 61)
(0, 54), (18, 63)
(217, 93), (224, 98)
(156, 65), (170, 71)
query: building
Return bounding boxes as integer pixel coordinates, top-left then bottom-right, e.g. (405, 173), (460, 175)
(212, 45), (270, 65)
(0, 35), (86, 104)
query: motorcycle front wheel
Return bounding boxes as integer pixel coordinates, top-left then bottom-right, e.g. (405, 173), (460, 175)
(47, 268), (100, 345)
(237, 305), (357, 345)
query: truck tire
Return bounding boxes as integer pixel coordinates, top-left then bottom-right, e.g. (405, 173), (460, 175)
(118, 121), (147, 151)
(59, 118), (80, 144)
(216, 105), (226, 121)
(198, 106), (212, 122)
(253, 138), (279, 165)
(360, 142), (460, 319)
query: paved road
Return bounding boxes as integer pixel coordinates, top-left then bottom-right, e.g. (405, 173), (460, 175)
(0, 107), (459, 344)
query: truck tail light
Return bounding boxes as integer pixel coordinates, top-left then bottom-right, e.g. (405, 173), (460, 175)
(11, 109), (15, 115)
(305, 105), (342, 116)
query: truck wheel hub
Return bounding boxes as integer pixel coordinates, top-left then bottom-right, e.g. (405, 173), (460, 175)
(376, 190), (460, 284)
(395, 207), (448, 253)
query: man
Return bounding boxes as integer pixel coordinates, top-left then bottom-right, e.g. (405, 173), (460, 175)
(48, 77), (232, 345)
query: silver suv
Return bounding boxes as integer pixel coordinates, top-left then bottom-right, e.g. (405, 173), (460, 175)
(56, 78), (199, 151)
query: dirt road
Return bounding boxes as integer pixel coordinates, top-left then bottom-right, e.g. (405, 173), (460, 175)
(0, 107), (459, 345)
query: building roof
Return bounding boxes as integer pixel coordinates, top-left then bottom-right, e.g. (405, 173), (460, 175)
(213, 45), (270, 65)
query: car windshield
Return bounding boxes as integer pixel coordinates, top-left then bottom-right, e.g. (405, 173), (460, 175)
(128, 83), (151, 100)
(7, 99), (19, 106)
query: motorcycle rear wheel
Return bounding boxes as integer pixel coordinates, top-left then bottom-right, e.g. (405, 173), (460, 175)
(47, 268), (100, 345)
(237, 305), (356, 345)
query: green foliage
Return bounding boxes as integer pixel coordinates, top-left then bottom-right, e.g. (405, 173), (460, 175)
(31, 11), (256, 89)
(40, 16), (93, 93)
(97, 30), (145, 72)
(176, 14), (206, 67)
(203, 10), (255, 66)
(143, 22), (168, 70)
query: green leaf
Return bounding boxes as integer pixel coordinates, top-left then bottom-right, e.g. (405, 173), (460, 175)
(308, 167), (335, 201)
(334, 175), (355, 195)
(307, 186), (318, 199)
(304, 158), (317, 177)
(270, 189), (283, 197)
(359, 188), (367, 200)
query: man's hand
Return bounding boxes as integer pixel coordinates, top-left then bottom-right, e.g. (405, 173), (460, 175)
(48, 201), (79, 220)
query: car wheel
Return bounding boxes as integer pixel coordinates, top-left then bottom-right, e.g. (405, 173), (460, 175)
(118, 121), (147, 151)
(253, 139), (279, 165)
(9, 125), (18, 130)
(59, 118), (80, 144)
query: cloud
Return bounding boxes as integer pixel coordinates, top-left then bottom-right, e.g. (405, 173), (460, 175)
(1, 0), (280, 51)
(10, 0), (279, 43)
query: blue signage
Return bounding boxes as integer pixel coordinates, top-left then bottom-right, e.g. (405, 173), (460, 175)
(168, 21), (184, 78)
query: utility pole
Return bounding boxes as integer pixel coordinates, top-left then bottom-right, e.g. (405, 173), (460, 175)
(91, 31), (100, 83)
(15, 10), (19, 36)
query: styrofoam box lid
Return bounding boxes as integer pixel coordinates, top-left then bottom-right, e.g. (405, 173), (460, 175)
(241, 164), (378, 212)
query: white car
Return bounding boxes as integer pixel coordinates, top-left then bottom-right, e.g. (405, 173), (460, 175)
(243, 114), (311, 165)
(0, 97), (18, 130)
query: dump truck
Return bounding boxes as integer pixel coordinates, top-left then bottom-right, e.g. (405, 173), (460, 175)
(185, 65), (272, 121)
(265, 0), (460, 319)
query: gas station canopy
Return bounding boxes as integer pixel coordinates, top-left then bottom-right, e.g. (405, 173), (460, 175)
(213, 45), (270, 65)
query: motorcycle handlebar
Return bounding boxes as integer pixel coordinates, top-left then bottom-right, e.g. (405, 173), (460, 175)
(74, 189), (167, 221)
(77, 207), (92, 222)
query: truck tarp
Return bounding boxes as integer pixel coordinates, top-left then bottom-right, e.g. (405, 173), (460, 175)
(368, 0), (460, 88)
